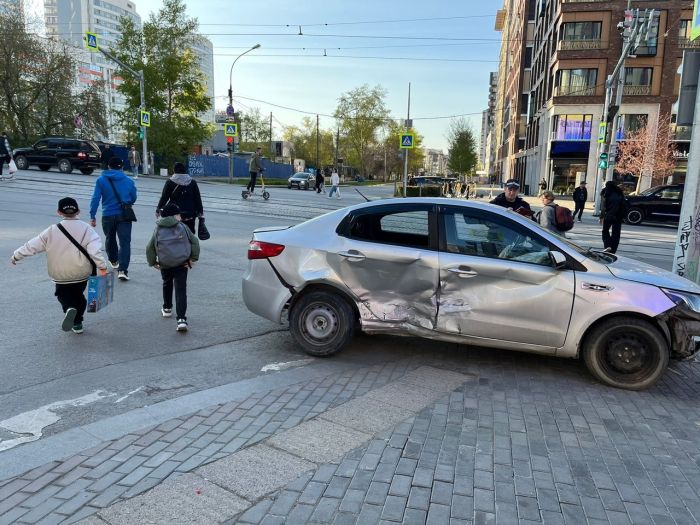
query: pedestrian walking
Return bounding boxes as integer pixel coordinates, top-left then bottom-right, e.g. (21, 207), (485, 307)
(539, 178), (547, 192)
(0, 131), (12, 177)
(146, 203), (200, 332)
(573, 181), (587, 222)
(156, 162), (203, 234)
(490, 179), (532, 216)
(89, 157), (137, 281)
(128, 145), (141, 180)
(536, 191), (559, 234)
(600, 180), (626, 254)
(328, 169), (341, 199)
(247, 147), (263, 193)
(10, 197), (107, 334)
(100, 143), (114, 170)
(315, 168), (324, 194)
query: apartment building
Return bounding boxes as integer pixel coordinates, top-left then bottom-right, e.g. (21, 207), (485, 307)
(423, 149), (448, 175)
(494, 0), (692, 195)
(191, 35), (216, 125)
(480, 71), (498, 174)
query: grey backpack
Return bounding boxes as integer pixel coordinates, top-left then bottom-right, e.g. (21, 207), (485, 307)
(155, 223), (191, 267)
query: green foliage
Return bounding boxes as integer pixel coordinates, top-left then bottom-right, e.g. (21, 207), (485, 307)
(282, 117), (335, 168)
(395, 185), (443, 197)
(240, 107), (270, 150)
(114, 0), (213, 168)
(382, 121), (425, 179)
(0, 8), (107, 144)
(447, 118), (478, 176)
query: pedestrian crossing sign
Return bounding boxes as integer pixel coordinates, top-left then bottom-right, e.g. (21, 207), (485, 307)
(86, 32), (98, 52)
(224, 123), (238, 137)
(140, 110), (151, 127)
(400, 133), (415, 149)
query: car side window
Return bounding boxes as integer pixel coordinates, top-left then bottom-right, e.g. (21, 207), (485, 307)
(442, 209), (552, 266)
(34, 140), (49, 150)
(345, 208), (431, 249)
(658, 188), (681, 200)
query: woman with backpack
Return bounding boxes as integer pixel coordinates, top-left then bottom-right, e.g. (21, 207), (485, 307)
(536, 191), (559, 234)
(156, 162), (204, 234)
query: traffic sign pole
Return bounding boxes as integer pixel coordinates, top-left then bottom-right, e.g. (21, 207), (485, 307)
(402, 82), (411, 197)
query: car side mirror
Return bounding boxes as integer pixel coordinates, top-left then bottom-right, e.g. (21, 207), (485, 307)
(549, 251), (567, 270)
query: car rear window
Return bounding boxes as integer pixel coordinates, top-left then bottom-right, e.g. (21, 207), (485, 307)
(80, 141), (100, 152)
(346, 209), (430, 249)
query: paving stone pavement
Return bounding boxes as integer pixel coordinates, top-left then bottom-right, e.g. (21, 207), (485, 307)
(3, 346), (700, 524)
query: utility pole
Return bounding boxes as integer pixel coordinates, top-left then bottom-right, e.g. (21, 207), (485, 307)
(269, 112), (273, 158)
(316, 114), (320, 172)
(593, 6), (652, 215)
(402, 82), (411, 197)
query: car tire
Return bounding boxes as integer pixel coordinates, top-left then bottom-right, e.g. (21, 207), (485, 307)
(58, 159), (72, 174)
(290, 291), (355, 357)
(626, 207), (644, 225)
(39, 164), (51, 171)
(79, 168), (94, 175)
(303, 183), (308, 190)
(287, 184), (292, 189)
(582, 316), (668, 390)
(14, 155), (28, 170)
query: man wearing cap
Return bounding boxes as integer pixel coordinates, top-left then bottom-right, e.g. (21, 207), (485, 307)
(490, 179), (532, 215)
(10, 197), (107, 334)
(89, 156), (137, 281)
(573, 181), (588, 222)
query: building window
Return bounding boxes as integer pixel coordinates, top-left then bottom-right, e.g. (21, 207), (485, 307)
(624, 68), (652, 95)
(680, 20), (691, 40)
(556, 69), (597, 96)
(561, 22), (601, 41)
(553, 114), (593, 140)
(634, 22), (658, 56)
(616, 114), (647, 140)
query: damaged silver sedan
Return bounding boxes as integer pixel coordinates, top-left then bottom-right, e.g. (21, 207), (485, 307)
(242, 198), (700, 390)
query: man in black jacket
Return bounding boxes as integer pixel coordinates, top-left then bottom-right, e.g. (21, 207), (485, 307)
(0, 132), (12, 176)
(600, 181), (626, 253)
(490, 179), (532, 216)
(156, 162), (204, 234)
(572, 181), (587, 222)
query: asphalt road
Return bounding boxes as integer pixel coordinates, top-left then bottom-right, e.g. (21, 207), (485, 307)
(0, 169), (680, 447)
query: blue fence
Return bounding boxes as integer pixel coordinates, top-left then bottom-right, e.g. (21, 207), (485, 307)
(186, 155), (293, 179)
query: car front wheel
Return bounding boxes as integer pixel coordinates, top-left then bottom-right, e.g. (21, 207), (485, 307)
(14, 155), (28, 170)
(79, 168), (94, 175)
(626, 207), (644, 225)
(290, 291), (355, 357)
(58, 159), (73, 173)
(583, 316), (668, 390)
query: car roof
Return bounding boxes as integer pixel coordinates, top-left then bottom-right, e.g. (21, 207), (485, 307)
(345, 197), (524, 220)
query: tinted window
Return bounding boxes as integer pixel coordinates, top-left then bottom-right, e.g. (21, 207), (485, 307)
(34, 140), (49, 150)
(443, 209), (552, 266)
(345, 207), (431, 249)
(656, 188), (682, 200)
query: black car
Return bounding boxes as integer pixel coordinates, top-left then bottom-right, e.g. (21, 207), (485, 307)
(288, 173), (316, 190)
(625, 184), (683, 225)
(13, 137), (102, 175)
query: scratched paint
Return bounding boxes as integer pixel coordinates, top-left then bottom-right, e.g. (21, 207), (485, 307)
(0, 390), (115, 452)
(260, 359), (314, 372)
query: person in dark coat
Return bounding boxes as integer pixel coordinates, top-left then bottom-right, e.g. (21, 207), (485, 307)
(0, 132), (12, 176)
(156, 162), (204, 234)
(572, 181), (588, 222)
(100, 144), (115, 170)
(315, 168), (325, 194)
(490, 178), (532, 216)
(600, 181), (626, 253)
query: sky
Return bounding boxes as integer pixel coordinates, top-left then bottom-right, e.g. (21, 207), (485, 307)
(133, 0), (501, 152)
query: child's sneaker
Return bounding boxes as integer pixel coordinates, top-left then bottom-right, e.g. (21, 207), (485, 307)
(162, 307), (172, 318)
(62, 308), (77, 332)
(118, 270), (129, 281)
(72, 323), (84, 334)
(176, 319), (188, 332)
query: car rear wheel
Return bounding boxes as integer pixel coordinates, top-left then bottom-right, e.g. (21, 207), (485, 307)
(290, 291), (355, 357)
(58, 159), (73, 173)
(79, 168), (94, 175)
(14, 155), (28, 170)
(39, 164), (51, 171)
(626, 207), (644, 225)
(583, 316), (668, 390)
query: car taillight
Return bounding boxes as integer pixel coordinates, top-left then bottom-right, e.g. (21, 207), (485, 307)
(248, 240), (285, 259)
(77, 152), (86, 159)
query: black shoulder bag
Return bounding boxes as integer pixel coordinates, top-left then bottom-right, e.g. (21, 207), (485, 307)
(56, 224), (97, 276)
(106, 178), (137, 222)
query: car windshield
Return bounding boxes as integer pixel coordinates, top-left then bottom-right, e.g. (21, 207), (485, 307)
(640, 185), (664, 196)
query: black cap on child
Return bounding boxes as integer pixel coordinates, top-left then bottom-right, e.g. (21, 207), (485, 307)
(108, 157), (124, 169)
(160, 203), (181, 218)
(58, 197), (79, 215)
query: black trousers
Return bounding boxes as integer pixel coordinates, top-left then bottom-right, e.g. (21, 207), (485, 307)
(55, 281), (88, 324)
(162, 266), (188, 319)
(602, 218), (622, 254)
(182, 218), (196, 234)
(247, 172), (258, 192)
(574, 201), (585, 220)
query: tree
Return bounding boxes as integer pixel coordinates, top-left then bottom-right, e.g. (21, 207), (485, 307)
(0, 8), (107, 143)
(334, 85), (390, 177)
(615, 114), (676, 190)
(446, 118), (478, 177)
(114, 0), (213, 168)
(378, 121), (425, 181)
(239, 107), (270, 151)
(282, 117), (335, 168)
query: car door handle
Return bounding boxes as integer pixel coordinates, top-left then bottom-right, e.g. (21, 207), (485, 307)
(448, 267), (478, 277)
(338, 250), (366, 261)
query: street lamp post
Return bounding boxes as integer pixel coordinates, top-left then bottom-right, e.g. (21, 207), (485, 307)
(227, 44), (261, 184)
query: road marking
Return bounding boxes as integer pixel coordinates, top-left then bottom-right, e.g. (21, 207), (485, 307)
(0, 390), (115, 452)
(260, 359), (314, 372)
(115, 387), (144, 403)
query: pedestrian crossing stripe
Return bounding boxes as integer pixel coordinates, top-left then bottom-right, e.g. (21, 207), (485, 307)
(224, 124), (238, 137)
(400, 133), (415, 149)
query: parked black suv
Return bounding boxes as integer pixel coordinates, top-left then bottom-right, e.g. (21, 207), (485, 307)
(625, 184), (683, 225)
(13, 137), (102, 174)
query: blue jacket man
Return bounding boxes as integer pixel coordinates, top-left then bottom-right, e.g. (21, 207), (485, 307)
(90, 157), (137, 280)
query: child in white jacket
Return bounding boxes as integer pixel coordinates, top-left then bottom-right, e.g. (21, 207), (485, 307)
(10, 197), (108, 333)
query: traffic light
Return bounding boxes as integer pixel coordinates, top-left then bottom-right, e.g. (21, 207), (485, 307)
(226, 136), (233, 144)
(137, 128), (144, 140)
(606, 105), (619, 124)
(599, 152), (609, 169)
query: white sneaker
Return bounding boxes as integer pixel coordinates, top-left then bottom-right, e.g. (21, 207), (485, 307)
(162, 307), (172, 318)
(176, 319), (188, 332)
(62, 308), (77, 332)
(109, 261), (119, 269)
(118, 271), (129, 281)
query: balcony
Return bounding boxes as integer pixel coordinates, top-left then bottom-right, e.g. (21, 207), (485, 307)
(554, 85), (596, 97)
(558, 39), (603, 51)
(623, 85), (651, 96)
(679, 37), (700, 49)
